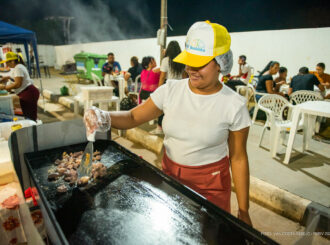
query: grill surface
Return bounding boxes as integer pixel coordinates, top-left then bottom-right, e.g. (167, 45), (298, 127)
(25, 140), (277, 245)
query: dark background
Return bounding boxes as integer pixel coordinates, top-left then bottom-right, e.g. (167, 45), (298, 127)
(1, 0), (330, 45)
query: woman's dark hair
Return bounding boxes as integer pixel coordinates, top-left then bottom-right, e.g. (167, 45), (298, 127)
(13, 54), (25, 66)
(130, 56), (139, 67)
(164, 40), (185, 77)
(259, 61), (280, 76)
(279, 67), (287, 73)
(239, 55), (246, 61)
(141, 56), (154, 70)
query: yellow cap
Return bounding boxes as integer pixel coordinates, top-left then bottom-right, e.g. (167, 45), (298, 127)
(173, 20), (231, 68)
(0, 52), (19, 64)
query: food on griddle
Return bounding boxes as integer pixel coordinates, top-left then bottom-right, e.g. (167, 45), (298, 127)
(77, 176), (90, 186)
(91, 162), (107, 179)
(48, 150), (105, 187)
(57, 184), (68, 193)
(47, 172), (60, 181)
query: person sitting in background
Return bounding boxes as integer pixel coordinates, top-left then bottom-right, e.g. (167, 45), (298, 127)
(255, 61), (284, 100)
(225, 55), (252, 91)
(102, 52), (121, 76)
(310, 63), (330, 98)
(124, 56), (143, 92)
(310, 63), (330, 86)
(232, 55), (252, 83)
(288, 67), (324, 95)
(158, 40), (186, 87)
(274, 67), (287, 85)
(139, 56), (160, 104)
(102, 52), (122, 96)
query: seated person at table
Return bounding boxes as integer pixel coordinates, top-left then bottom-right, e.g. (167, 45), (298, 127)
(225, 55), (252, 91)
(102, 52), (121, 76)
(274, 67), (287, 85)
(124, 56), (143, 92)
(102, 52), (122, 96)
(288, 67), (324, 95)
(255, 61), (284, 100)
(310, 62), (330, 98)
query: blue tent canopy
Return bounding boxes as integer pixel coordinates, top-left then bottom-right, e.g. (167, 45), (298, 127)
(0, 21), (41, 77)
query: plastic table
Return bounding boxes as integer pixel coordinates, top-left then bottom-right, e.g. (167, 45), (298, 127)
(284, 101), (330, 164)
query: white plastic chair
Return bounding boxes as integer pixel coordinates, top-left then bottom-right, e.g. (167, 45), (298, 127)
(289, 90), (323, 105)
(91, 72), (102, 86)
(289, 90), (324, 133)
(258, 94), (303, 158)
(247, 85), (268, 123)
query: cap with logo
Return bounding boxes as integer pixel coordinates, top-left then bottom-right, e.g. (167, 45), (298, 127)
(173, 20), (231, 68)
(0, 52), (19, 64)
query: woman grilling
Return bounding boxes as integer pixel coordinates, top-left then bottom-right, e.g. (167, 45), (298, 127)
(84, 21), (252, 226)
(0, 52), (40, 121)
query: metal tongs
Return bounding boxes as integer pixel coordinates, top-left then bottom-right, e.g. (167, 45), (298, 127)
(77, 132), (95, 177)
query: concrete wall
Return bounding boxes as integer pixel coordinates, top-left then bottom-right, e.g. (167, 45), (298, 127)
(54, 27), (330, 78)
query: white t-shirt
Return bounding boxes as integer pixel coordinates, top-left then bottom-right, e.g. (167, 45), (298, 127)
(240, 63), (252, 84)
(151, 79), (251, 166)
(11, 64), (33, 94)
(160, 57), (182, 80)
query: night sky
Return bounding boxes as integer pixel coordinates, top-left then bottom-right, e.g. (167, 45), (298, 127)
(1, 0), (330, 45)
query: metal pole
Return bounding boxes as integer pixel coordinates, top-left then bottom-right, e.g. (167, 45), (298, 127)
(160, 0), (167, 61)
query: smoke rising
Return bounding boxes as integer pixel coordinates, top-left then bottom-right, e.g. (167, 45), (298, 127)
(1, 0), (155, 44)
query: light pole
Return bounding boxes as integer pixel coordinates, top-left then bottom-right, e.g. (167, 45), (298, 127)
(160, 0), (167, 61)
(45, 16), (74, 44)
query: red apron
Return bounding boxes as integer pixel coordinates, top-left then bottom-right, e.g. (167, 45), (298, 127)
(162, 152), (231, 213)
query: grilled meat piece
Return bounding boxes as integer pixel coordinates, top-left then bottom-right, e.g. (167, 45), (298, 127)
(77, 176), (90, 186)
(57, 184), (68, 193)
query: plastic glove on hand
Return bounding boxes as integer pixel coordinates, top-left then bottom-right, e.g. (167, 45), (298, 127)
(83, 106), (111, 140)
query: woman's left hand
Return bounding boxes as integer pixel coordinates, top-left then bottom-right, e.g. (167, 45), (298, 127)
(238, 210), (252, 226)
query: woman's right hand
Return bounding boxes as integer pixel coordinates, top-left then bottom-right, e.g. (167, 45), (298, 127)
(84, 108), (99, 137)
(83, 106), (111, 139)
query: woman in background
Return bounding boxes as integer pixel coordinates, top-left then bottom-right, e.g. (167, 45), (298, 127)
(139, 56), (160, 104)
(152, 41), (186, 134)
(0, 52), (39, 121)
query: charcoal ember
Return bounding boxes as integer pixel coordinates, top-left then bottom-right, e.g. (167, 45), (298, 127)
(77, 176), (90, 186)
(91, 162), (107, 179)
(57, 184), (68, 193)
(48, 172), (60, 181)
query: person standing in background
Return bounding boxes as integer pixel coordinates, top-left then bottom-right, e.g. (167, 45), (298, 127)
(0, 52), (39, 121)
(158, 40), (186, 87)
(151, 41), (186, 134)
(139, 56), (160, 103)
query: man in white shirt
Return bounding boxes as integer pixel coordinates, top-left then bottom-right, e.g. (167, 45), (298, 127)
(232, 55), (252, 84)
